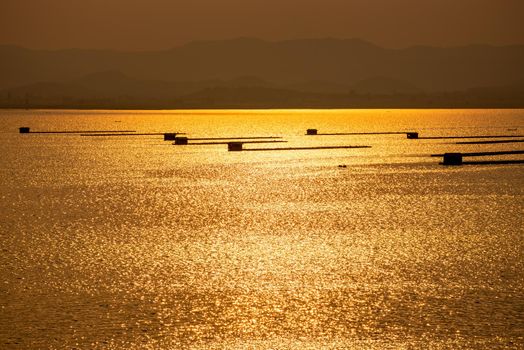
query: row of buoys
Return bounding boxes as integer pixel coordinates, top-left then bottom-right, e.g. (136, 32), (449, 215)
(81, 132), (180, 137)
(306, 128), (418, 138)
(169, 136), (368, 151)
(456, 139), (524, 144)
(19, 126), (522, 165)
(305, 128), (523, 165)
(20, 126), (520, 141)
(306, 129), (523, 140)
(227, 143), (371, 152)
(171, 136), (284, 145)
(440, 153), (524, 165)
(19, 127), (137, 134)
(19, 127), (183, 139)
(434, 150), (524, 165)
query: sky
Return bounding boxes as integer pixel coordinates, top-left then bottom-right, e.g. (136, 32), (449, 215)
(1, 0), (523, 51)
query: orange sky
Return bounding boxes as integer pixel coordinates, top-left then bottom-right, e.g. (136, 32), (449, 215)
(1, 0), (523, 50)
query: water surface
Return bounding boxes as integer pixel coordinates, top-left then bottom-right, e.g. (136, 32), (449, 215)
(0, 109), (523, 349)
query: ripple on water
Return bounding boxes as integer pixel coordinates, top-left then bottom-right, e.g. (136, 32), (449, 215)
(1, 109), (523, 349)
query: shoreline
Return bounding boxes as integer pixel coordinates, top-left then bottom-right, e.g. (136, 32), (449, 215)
(2, 106), (524, 112)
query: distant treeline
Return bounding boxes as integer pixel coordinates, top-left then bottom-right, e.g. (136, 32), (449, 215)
(1, 86), (523, 109)
(1, 38), (524, 108)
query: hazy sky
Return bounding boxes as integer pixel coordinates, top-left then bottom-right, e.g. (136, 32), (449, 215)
(1, 0), (523, 50)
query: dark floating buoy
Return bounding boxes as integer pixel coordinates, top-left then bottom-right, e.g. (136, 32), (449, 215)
(306, 129), (318, 135)
(19, 127), (30, 133)
(228, 142), (243, 152)
(174, 137), (188, 145)
(442, 153), (463, 165)
(407, 132), (419, 139)
(164, 133), (177, 141)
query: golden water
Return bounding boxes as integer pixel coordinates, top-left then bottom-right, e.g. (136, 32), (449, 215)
(0, 109), (523, 349)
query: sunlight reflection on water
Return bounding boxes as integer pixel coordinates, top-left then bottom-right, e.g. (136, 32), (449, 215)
(0, 109), (523, 349)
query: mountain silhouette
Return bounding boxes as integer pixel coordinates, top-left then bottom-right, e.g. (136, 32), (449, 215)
(2, 38), (524, 90)
(1, 38), (523, 108)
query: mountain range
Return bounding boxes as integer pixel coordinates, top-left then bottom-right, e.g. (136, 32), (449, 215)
(1, 38), (523, 108)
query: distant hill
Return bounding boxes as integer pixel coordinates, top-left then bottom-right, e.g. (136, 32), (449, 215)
(1, 38), (523, 108)
(1, 38), (524, 91)
(351, 77), (422, 95)
(1, 71), (523, 109)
